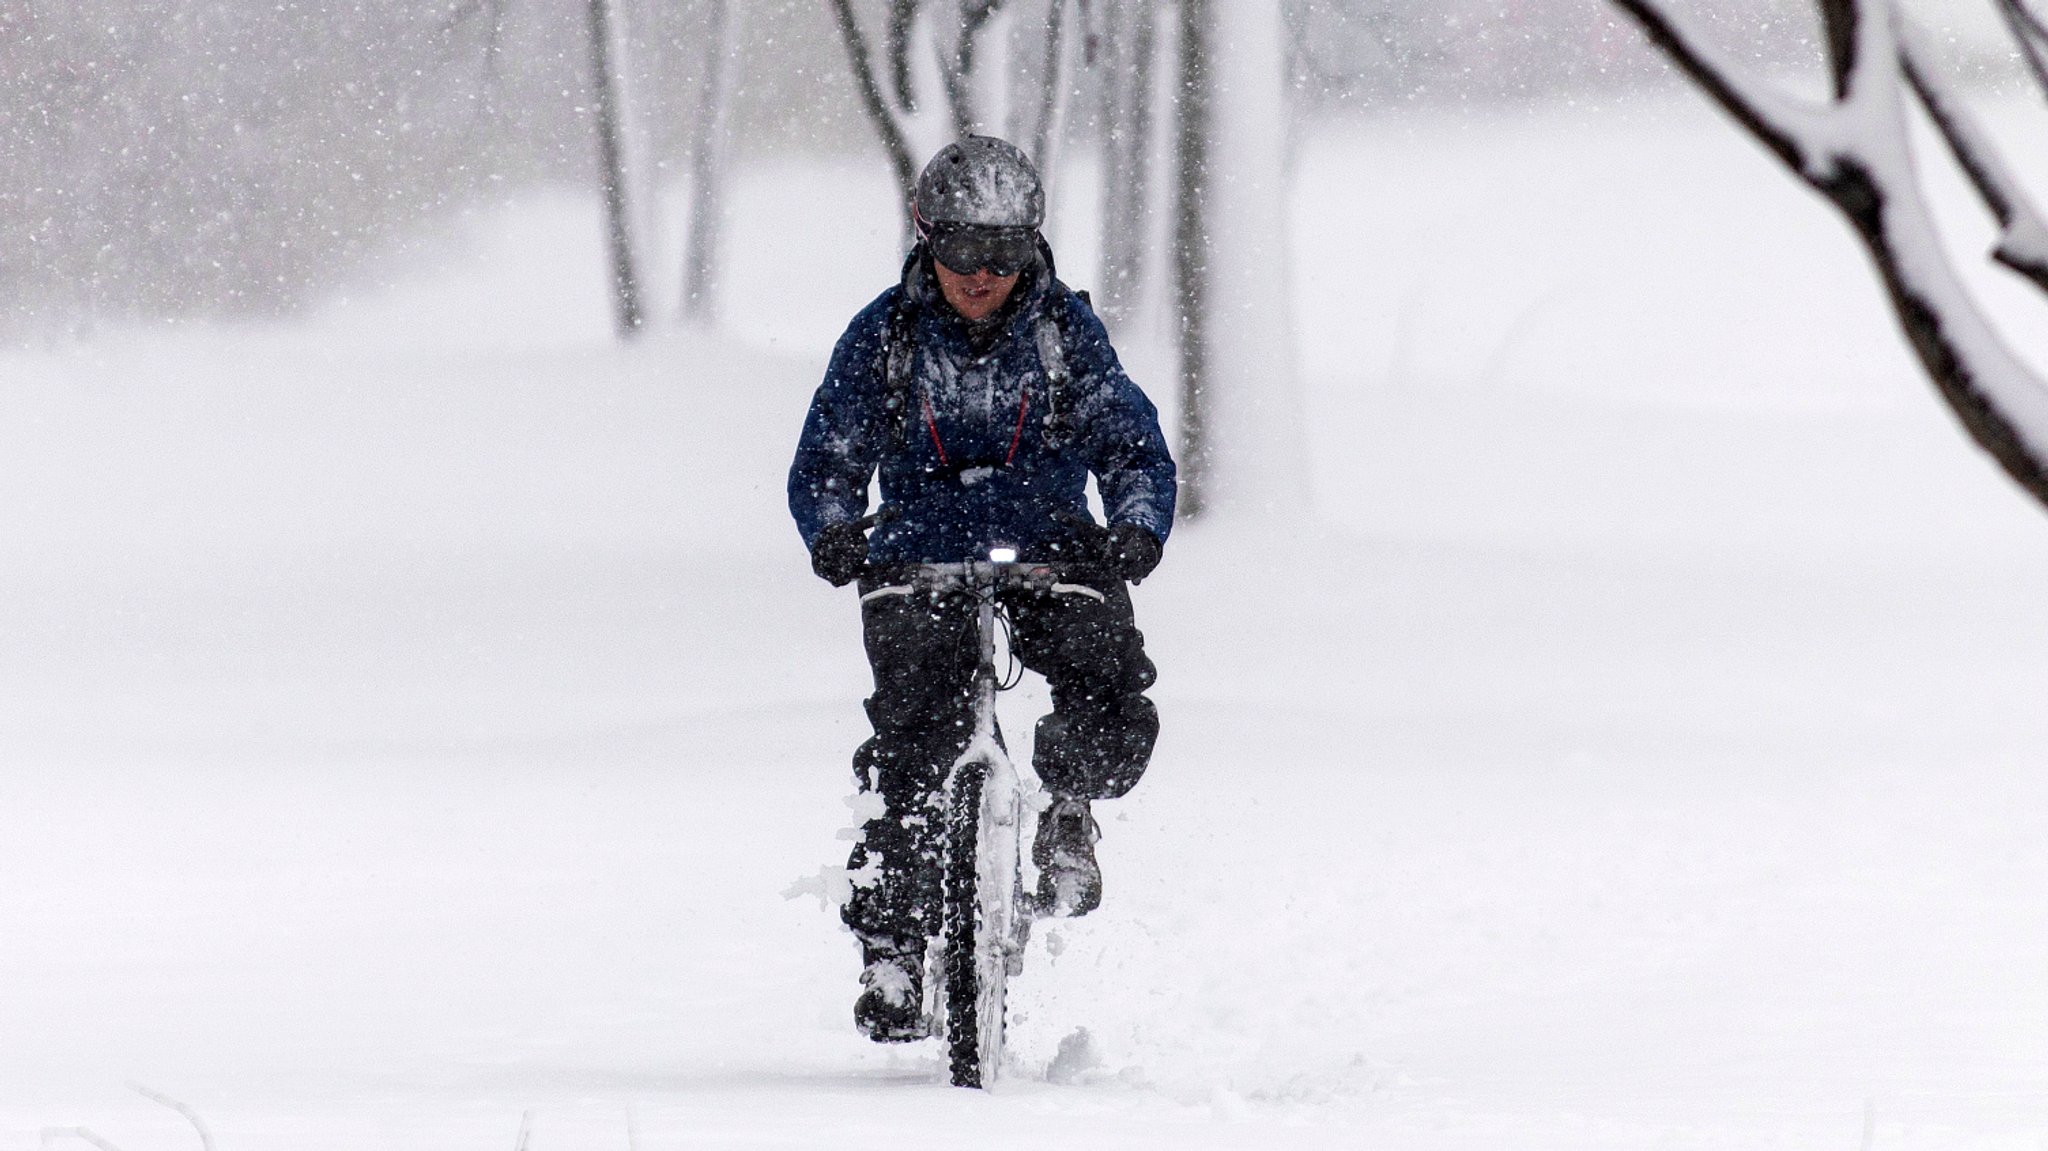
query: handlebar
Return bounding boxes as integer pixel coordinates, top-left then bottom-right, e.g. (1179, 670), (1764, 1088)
(858, 556), (1113, 600)
(851, 505), (1114, 592)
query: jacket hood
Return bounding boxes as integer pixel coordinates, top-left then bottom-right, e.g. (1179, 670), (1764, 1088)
(900, 235), (1059, 351)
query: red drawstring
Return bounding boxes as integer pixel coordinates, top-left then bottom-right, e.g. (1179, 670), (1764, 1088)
(1005, 391), (1029, 466)
(920, 387), (1032, 470)
(921, 390), (950, 467)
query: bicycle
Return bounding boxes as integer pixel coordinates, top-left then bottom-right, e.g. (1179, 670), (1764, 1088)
(858, 546), (1109, 1088)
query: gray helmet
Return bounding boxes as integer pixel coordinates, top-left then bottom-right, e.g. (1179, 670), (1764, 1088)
(913, 136), (1045, 230)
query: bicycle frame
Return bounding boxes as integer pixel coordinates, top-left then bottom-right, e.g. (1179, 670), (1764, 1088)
(859, 556), (1101, 1088)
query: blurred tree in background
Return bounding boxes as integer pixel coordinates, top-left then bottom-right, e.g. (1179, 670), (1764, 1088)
(0, 1), (539, 334)
(0, 0), (1966, 342)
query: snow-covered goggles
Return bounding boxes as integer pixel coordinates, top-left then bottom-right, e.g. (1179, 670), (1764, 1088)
(925, 224), (1037, 277)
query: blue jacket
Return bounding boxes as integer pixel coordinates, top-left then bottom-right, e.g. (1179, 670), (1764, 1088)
(789, 250), (1177, 565)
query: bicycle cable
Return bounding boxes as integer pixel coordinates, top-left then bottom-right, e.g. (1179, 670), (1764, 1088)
(995, 600), (1025, 691)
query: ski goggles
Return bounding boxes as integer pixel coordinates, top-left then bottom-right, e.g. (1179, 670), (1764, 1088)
(924, 224), (1038, 277)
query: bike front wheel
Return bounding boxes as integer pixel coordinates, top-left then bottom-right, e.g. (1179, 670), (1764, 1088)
(941, 757), (1023, 1088)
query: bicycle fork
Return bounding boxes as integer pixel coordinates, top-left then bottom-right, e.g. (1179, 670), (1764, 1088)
(970, 587), (1032, 953)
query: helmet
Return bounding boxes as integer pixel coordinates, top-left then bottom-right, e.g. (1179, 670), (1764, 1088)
(913, 136), (1045, 230)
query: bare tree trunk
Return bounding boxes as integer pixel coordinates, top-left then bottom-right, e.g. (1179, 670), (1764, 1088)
(1172, 0), (1211, 517)
(682, 0), (738, 325)
(830, 0), (1046, 242)
(1027, 0), (1069, 166)
(1001, 0), (1074, 178)
(829, 0), (920, 235)
(945, 1), (1003, 138)
(1097, 0), (1156, 330)
(586, 0), (642, 337)
(1200, 0), (1300, 517)
(886, 0), (924, 111)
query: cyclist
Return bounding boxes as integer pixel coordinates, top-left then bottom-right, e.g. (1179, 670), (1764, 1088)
(788, 136), (1177, 1042)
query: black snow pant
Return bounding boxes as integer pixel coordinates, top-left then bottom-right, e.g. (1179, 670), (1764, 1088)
(842, 571), (1158, 946)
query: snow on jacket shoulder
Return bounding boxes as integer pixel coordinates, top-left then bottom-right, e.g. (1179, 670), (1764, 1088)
(788, 255), (1177, 565)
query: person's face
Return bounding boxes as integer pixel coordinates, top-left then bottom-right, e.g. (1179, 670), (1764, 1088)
(932, 258), (1020, 322)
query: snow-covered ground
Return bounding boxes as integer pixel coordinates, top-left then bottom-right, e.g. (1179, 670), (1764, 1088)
(6, 94), (2048, 1150)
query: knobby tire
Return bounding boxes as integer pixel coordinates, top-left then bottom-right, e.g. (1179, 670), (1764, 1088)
(942, 758), (1007, 1088)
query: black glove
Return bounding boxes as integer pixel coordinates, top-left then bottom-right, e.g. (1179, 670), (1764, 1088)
(810, 521), (869, 587)
(1106, 522), (1162, 584)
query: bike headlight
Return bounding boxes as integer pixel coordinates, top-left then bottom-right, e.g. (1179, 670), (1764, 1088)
(988, 546), (1018, 563)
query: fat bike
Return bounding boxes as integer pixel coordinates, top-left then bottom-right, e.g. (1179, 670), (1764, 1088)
(859, 549), (1106, 1088)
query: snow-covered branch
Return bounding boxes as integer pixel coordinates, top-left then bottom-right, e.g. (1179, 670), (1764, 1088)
(1996, 0), (2048, 96)
(39, 1130), (123, 1151)
(1896, 15), (2048, 291)
(1604, 0), (1837, 173)
(130, 1084), (216, 1151)
(1611, 0), (2048, 512)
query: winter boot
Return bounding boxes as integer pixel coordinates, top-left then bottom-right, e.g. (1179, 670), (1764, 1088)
(854, 938), (928, 1043)
(1033, 797), (1102, 917)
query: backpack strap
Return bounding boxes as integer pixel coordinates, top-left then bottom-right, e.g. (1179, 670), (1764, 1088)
(1036, 289), (1087, 451)
(880, 292), (917, 448)
(889, 284), (1084, 453)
